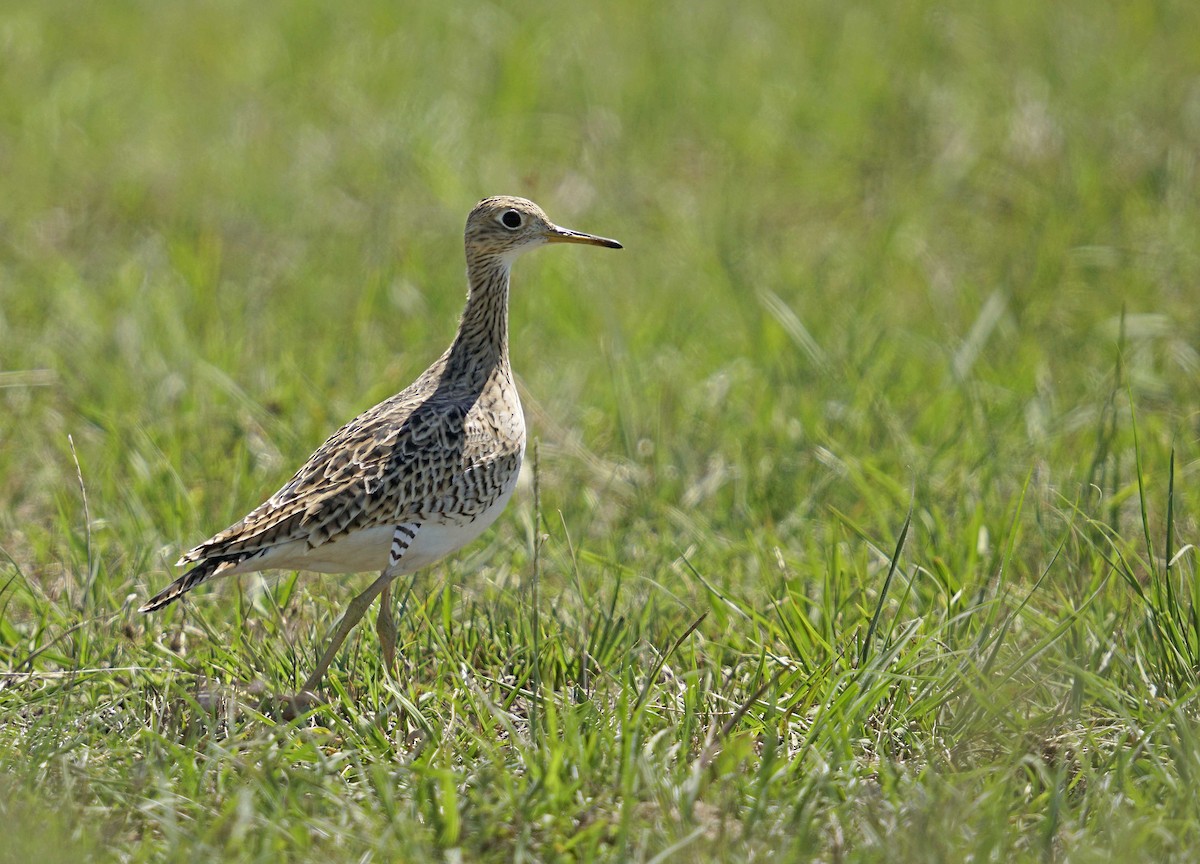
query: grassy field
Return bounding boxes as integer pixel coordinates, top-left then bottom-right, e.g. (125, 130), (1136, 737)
(2, 1), (1199, 860)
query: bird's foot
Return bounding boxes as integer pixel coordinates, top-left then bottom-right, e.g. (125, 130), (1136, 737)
(273, 688), (325, 721)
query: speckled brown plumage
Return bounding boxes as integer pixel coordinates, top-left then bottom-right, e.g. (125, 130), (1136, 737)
(139, 196), (620, 693)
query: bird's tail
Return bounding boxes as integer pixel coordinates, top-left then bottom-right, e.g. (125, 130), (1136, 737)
(138, 558), (236, 613)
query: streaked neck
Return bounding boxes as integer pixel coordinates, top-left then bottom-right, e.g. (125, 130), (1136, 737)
(443, 258), (511, 387)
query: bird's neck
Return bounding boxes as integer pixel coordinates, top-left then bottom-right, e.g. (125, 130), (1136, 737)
(442, 260), (512, 389)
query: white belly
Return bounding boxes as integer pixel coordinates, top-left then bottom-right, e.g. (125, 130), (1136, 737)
(249, 467), (521, 577)
(397, 489), (516, 572)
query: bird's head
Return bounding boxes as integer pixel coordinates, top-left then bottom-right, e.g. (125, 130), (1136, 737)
(464, 196), (622, 270)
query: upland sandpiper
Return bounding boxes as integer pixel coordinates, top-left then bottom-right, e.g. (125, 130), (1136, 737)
(141, 196), (621, 695)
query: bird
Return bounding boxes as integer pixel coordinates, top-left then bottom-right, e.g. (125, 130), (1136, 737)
(140, 196), (621, 696)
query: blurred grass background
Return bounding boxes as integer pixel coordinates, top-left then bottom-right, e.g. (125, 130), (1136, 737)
(2, 1), (1199, 861)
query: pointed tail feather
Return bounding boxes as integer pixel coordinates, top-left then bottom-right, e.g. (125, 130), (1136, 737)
(139, 559), (231, 613)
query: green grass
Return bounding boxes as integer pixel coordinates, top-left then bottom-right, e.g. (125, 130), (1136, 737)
(2, 0), (1199, 860)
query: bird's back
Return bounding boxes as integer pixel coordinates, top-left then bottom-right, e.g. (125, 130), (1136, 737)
(179, 352), (525, 576)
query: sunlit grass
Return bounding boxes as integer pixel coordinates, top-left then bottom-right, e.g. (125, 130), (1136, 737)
(2, 0), (1199, 861)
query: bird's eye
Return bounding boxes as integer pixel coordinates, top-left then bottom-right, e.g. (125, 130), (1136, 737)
(500, 209), (522, 229)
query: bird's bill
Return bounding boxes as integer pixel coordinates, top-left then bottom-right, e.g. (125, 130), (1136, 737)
(546, 225), (623, 249)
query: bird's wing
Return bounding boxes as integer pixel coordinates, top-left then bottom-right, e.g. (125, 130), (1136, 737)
(179, 393), (518, 566)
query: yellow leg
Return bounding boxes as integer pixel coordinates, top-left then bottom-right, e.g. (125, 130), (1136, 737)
(300, 569), (394, 694)
(376, 582), (397, 675)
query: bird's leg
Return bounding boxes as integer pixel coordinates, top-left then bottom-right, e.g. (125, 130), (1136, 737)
(300, 569), (394, 695)
(376, 582), (397, 675)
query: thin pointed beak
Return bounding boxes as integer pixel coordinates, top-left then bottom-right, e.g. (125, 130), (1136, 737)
(546, 224), (623, 249)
